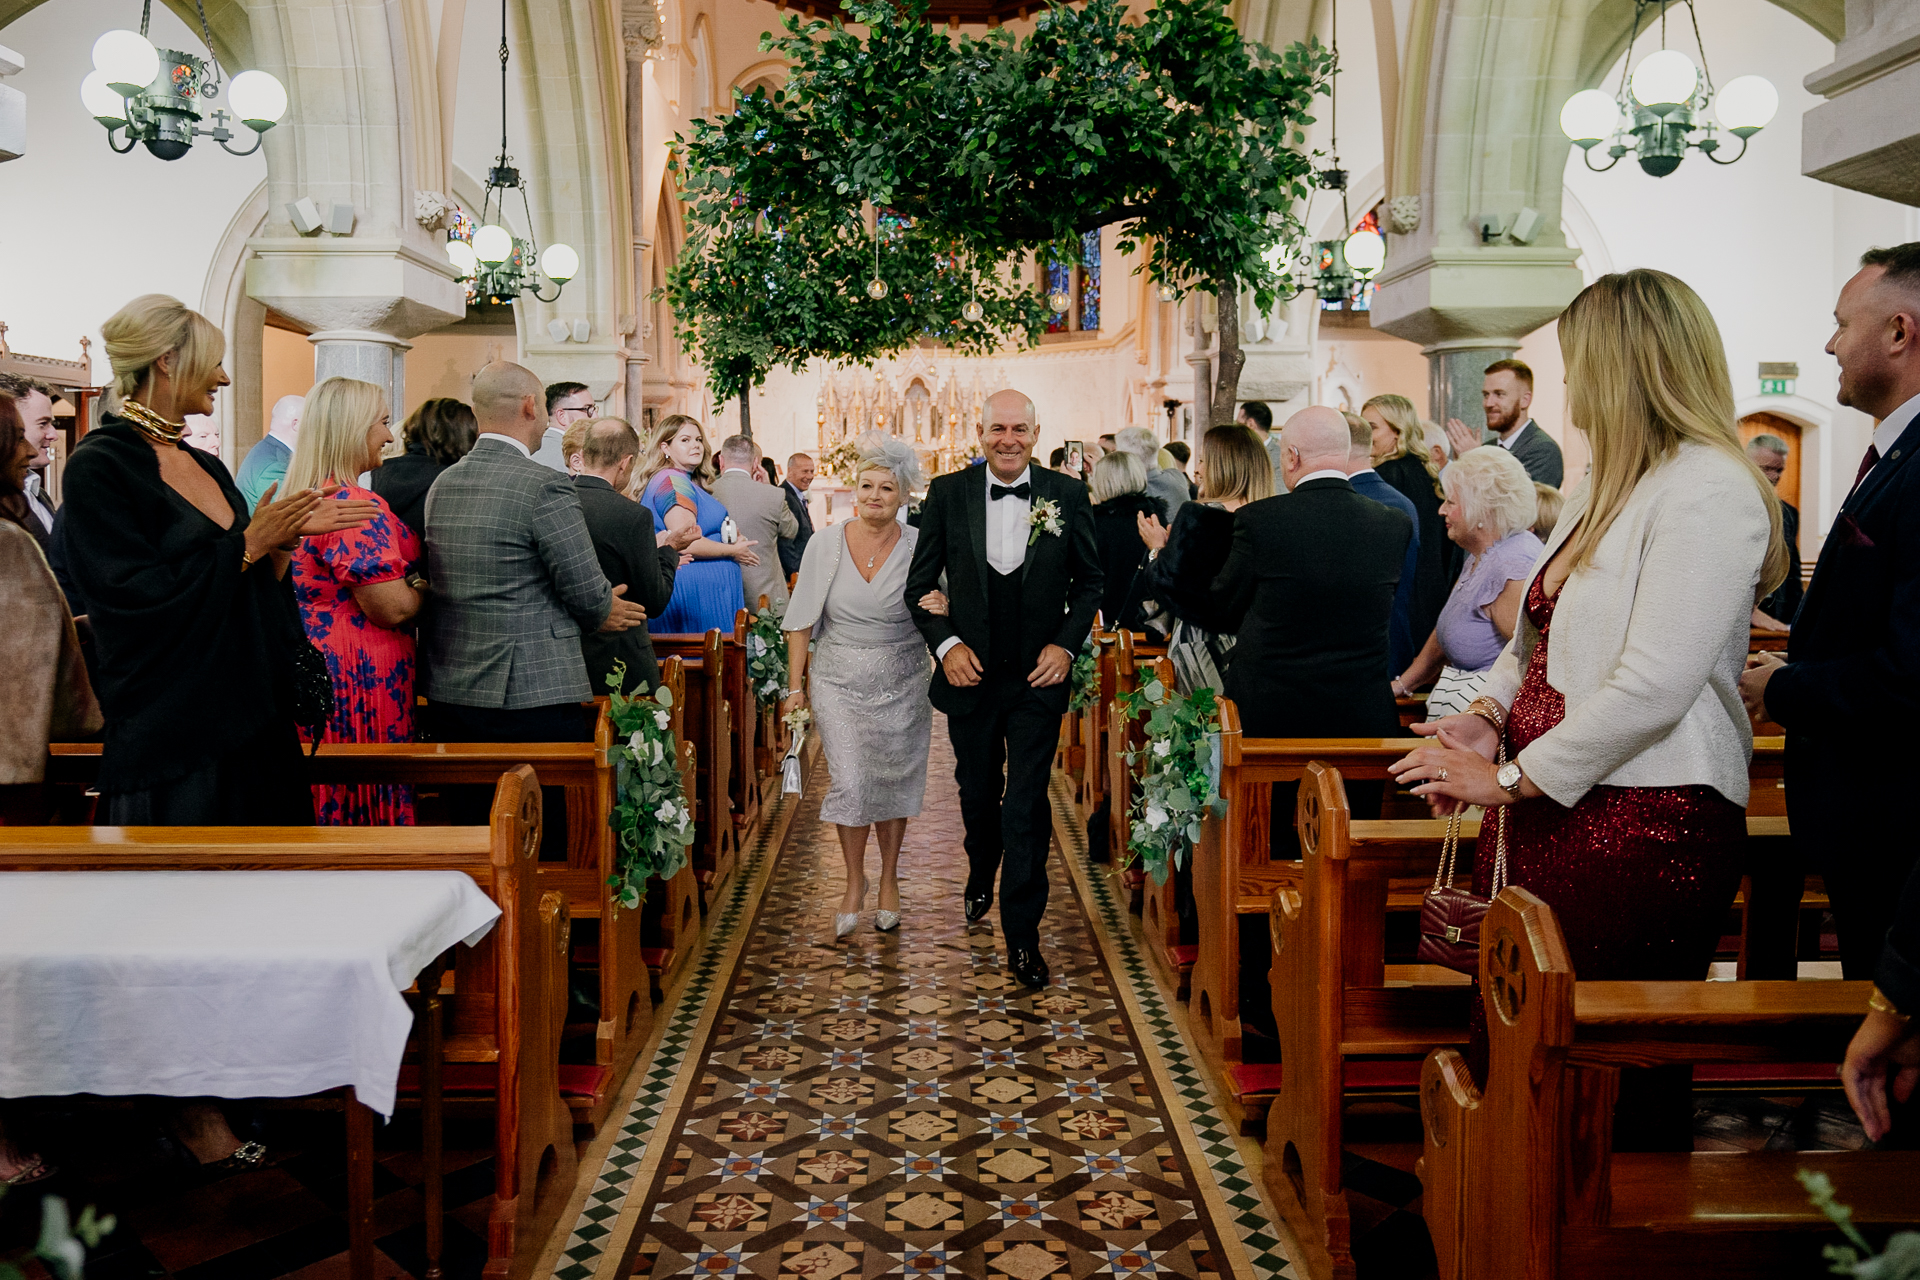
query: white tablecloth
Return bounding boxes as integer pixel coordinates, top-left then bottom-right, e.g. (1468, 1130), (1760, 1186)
(0, 871), (500, 1117)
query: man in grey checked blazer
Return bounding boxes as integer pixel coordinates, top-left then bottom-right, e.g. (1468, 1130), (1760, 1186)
(422, 362), (646, 746)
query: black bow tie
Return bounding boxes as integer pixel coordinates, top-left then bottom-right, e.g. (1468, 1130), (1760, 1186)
(990, 482), (1031, 502)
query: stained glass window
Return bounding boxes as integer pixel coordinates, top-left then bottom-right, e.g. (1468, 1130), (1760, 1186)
(1079, 229), (1101, 332)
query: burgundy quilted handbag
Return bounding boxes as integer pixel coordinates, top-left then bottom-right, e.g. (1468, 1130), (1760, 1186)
(1416, 750), (1510, 977)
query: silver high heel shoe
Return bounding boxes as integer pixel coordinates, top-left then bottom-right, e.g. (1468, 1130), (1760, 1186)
(874, 880), (901, 933)
(835, 877), (868, 940)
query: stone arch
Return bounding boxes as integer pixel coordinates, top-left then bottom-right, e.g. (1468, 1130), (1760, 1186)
(200, 179), (272, 465)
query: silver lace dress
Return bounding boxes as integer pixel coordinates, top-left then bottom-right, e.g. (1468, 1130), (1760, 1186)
(781, 521), (932, 826)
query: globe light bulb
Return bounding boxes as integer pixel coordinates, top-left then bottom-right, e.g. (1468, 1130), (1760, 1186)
(1048, 288), (1071, 313)
(1630, 49), (1698, 112)
(92, 29), (159, 96)
(1558, 88), (1620, 147)
(1343, 228), (1386, 276)
(446, 239), (478, 276)
(472, 224), (514, 264)
(962, 299), (985, 322)
(226, 70), (287, 130)
(541, 242), (580, 282)
(81, 71), (129, 125)
(1157, 282), (1177, 302)
(866, 278), (889, 300)
(1714, 74), (1778, 137)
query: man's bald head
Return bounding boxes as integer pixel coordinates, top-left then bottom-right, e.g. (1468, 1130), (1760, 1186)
(981, 388), (1039, 482)
(1278, 406), (1354, 490)
(471, 361), (546, 446)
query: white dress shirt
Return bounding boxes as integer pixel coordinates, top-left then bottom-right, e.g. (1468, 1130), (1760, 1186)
(1861, 393), (1920, 488)
(21, 471), (54, 535)
(1493, 419), (1533, 450)
(1293, 468), (1351, 487)
(478, 431), (532, 458)
(934, 465), (1033, 660)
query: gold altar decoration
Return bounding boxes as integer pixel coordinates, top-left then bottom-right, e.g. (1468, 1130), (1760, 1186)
(814, 351), (1002, 481)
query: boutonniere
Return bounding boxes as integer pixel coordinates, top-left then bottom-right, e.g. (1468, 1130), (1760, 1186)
(1027, 499), (1064, 546)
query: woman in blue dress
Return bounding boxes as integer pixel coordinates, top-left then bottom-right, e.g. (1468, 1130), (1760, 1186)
(634, 414), (753, 634)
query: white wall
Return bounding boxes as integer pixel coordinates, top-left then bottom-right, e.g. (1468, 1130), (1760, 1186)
(0, 0), (264, 418)
(1560, 0), (1920, 551)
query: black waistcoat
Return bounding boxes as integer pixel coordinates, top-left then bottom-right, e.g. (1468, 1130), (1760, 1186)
(988, 566), (1023, 672)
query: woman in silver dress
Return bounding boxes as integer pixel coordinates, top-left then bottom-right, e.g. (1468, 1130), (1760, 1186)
(780, 436), (933, 938)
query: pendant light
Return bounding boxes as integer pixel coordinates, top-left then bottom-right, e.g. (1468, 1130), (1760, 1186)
(82, 0), (285, 159)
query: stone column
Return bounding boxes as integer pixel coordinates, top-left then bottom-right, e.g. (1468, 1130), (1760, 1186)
(309, 330), (414, 417)
(1425, 339), (1519, 434)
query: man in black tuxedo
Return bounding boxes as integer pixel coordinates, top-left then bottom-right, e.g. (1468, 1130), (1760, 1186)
(572, 419), (689, 695)
(1743, 242), (1920, 983)
(778, 452), (817, 579)
(905, 389), (1102, 988)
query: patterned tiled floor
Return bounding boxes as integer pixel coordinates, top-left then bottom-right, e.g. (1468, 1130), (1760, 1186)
(597, 717), (1268, 1280)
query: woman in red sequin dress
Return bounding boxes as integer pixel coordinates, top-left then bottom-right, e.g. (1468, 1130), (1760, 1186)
(287, 377), (425, 825)
(1392, 270), (1791, 1140)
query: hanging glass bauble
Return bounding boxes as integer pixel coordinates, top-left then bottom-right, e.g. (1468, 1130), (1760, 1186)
(867, 278), (889, 300)
(1048, 288), (1071, 313)
(962, 299), (984, 322)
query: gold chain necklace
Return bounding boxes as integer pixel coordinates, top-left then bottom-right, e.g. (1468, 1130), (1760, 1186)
(120, 399), (187, 446)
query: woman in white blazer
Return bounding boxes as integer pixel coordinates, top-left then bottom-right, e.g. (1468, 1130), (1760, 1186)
(1391, 270), (1788, 1139)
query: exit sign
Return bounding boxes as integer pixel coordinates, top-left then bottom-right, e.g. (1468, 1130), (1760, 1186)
(1759, 362), (1798, 396)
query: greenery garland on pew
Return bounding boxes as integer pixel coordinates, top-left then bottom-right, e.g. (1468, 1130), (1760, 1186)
(1118, 676), (1225, 885)
(1067, 638), (1100, 714)
(603, 663), (697, 909)
(1800, 1169), (1920, 1277)
(0, 1186), (113, 1280)
(744, 604), (789, 710)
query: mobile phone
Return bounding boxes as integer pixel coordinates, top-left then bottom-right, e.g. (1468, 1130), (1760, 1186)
(1065, 441), (1085, 474)
(720, 516), (738, 544)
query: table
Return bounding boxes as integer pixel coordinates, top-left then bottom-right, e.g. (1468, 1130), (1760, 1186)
(0, 870), (500, 1279)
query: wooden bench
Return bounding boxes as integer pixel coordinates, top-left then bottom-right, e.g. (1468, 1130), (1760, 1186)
(1116, 650), (1199, 998)
(728, 607), (763, 835)
(0, 767), (573, 1280)
(44, 698), (696, 1132)
(1077, 629), (1121, 823)
(650, 629), (741, 905)
(1421, 886), (1917, 1280)
(1190, 730), (1793, 1125)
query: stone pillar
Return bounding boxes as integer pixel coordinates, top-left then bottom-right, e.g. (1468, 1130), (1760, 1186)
(309, 330), (414, 417)
(1802, 0), (1920, 206)
(1189, 302), (1212, 429)
(1425, 339), (1519, 434)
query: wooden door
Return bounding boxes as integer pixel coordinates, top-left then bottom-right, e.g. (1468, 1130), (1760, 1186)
(1740, 412), (1802, 511)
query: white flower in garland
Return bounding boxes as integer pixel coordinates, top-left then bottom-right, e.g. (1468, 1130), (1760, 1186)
(654, 709), (671, 731)
(1153, 739), (1171, 758)
(1144, 803), (1169, 829)
(656, 799), (680, 825)
(628, 729), (645, 751)
(1027, 499), (1064, 546)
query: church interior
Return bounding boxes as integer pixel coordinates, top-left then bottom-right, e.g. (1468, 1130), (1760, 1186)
(2, 0), (1919, 1276)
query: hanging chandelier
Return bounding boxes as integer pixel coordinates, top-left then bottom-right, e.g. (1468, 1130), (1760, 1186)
(80, 0), (286, 159)
(1558, 0), (1777, 177)
(445, 0), (576, 303)
(1284, 0), (1383, 308)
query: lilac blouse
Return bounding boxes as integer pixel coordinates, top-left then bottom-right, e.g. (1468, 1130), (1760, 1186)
(1434, 529), (1543, 672)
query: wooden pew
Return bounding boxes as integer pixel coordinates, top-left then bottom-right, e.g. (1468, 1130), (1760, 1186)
(45, 706), (674, 1132)
(1421, 886), (1917, 1280)
(623, 658), (702, 1005)
(1261, 761), (1476, 1280)
(1121, 653), (1198, 998)
(1078, 630), (1121, 822)
(650, 629), (740, 906)
(1190, 731), (1788, 1080)
(729, 608), (762, 835)
(0, 767), (574, 1280)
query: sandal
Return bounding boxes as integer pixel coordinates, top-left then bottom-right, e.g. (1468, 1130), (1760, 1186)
(1, 1153), (56, 1186)
(201, 1140), (267, 1174)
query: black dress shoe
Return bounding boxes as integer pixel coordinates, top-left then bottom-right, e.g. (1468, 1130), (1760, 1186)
(1009, 947), (1050, 990)
(964, 890), (993, 924)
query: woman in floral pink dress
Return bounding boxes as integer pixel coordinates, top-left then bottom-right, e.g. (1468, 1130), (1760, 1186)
(287, 377), (425, 824)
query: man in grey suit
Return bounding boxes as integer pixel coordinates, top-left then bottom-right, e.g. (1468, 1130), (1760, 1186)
(422, 362), (646, 746)
(574, 418), (691, 696)
(1444, 358), (1564, 487)
(710, 434), (799, 613)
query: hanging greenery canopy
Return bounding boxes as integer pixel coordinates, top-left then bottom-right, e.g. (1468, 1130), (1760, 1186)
(664, 0), (1335, 406)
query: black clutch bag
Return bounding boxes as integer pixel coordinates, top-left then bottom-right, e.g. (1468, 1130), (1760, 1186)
(291, 638), (334, 757)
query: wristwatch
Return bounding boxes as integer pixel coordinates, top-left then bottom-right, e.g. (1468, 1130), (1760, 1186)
(1495, 761), (1524, 799)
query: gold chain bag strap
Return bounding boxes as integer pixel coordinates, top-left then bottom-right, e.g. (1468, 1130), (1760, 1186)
(1415, 741), (1511, 976)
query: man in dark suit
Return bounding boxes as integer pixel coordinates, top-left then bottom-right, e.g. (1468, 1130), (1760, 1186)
(1747, 433), (1804, 629)
(1743, 243), (1920, 983)
(905, 389), (1103, 988)
(778, 452), (817, 579)
(1444, 358), (1564, 487)
(1344, 412), (1422, 673)
(0, 374), (60, 552)
(573, 418), (689, 696)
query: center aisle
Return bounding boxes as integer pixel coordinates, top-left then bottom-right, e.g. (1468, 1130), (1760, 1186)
(557, 716), (1293, 1280)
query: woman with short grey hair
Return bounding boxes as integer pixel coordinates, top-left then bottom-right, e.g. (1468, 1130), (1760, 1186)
(780, 433), (931, 938)
(1089, 449), (1165, 632)
(1391, 444), (1542, 719)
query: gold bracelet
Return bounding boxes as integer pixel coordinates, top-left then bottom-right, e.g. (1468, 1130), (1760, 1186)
(241, 546), (256, 570)
(1466, 696), (1506, 731)
(1868, 986), (1911, 1022)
